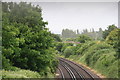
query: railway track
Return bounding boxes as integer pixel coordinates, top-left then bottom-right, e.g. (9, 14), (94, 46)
(56, 57), (101, 80)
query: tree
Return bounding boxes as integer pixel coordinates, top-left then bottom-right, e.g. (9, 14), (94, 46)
(77, 35), (92, 43)
(106, 28), (119, 59)
(2, 2), (57, 75)
(103, 24), (117, 39)
(92, 28), (95, 33)
(96, 28), (103, 40)
(82, 29), (88, 34)
(55, 42), (63, 52)
(81, 28), (96, 40)
(77, 29), (79, 34)
(106, 28), (119, 49)
(66, 38), (76, 41)
(64, 46), (75, 58)
(62, 29), (76, 38)
(51, 33), (62, 42)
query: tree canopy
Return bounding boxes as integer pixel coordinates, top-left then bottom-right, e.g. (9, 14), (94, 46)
(2, 2), (57, 76)
(103, 24), (117, 39)
(106, 28), (119, 49)
(77, 35), (92, 43)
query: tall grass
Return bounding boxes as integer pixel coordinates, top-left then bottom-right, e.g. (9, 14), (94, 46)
(2, 67), (41, 78)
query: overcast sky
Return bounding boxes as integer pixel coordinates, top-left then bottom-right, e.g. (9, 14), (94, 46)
(32, 2), (118, 34)
(2, 0), (119, 34)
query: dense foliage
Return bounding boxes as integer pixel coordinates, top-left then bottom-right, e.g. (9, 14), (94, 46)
(55, 42), (64, 52)
(103, 24), (117, 39)
(106, 28), (120, 59)
(63, 46), (76, 58)
(76, 35), (92, 43)
(63, 41), (118, 78)
(51, 34), (62, 42)
(76, 41), (95, 55)
(1, 1), (119, 78)
(2, 67), (41, 78)
(106, 29), (119, 49)
(61, 25), (119, 78)
(2, 2), (58, 77)
(79, 42), (118, 78)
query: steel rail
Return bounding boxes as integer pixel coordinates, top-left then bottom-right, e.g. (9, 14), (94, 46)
(60, 59), (85, 80)
(60, 62), (77, 80)
(58, 67), (65, 80)
(60, 58), (96, 79)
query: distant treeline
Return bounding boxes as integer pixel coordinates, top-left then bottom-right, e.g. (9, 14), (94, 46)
(61, 24), (117, 41)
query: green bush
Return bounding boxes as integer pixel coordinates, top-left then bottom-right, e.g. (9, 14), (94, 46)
(103, 24), (117, 39)
(76, 41), (95, 55)
(94, 53), (118, 78)
(2, 68), (41, 78)
(55, 42), (64, 52)
(67, 41), (118, 78)
(81, 42), (113, 65)
(64, 46), (75, 58)
(106, 28), (119, 49)
(61, 43), (73, 52)
(77, 35), (92, 43)
(89, 49), (113, 67)
(2, 55), (11, 70)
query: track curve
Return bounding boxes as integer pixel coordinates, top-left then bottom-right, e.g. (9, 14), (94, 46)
(55, 57), (101, 80)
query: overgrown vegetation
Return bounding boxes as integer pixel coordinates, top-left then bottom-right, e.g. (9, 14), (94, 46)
(1, 1), (119, 79)
(2, 67), (41, 78)
(60, 26), (119, 78)
(76, 35), (92, 43)
(2, 2), (58, 78)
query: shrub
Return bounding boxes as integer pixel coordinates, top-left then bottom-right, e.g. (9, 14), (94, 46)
(64, 46), (75, 58)
(80, 42), (113, 65)
(77, 41), (118, 78)
(61, 43), (73, 52)
(55, 42), (64, 52)
(94, 53), (118, 78)
(2, 55), (11, 70)
(2, 68), (41, 78)
(76, 41), (96, 55)
(67, 41), (118, 78)
(77, 35), (92, 43)
(90, 49), (113, 66)
(106, 28), (119, 49)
